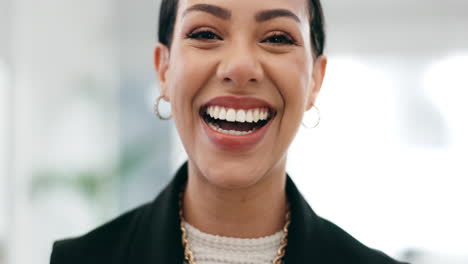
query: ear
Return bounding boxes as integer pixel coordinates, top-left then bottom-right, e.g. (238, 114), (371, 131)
(154, 43), (171, 100)
(306, 55), (327, 111)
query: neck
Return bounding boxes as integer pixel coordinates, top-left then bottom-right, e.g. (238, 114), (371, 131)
(183, 160), (288, 238)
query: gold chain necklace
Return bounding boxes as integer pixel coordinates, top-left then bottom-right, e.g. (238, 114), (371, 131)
(178, 188), (291, 264)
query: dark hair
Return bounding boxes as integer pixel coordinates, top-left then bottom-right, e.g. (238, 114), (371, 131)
(158, 0), (325, 57)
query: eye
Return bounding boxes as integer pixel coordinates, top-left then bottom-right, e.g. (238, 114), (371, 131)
(186, 29), (223, 41)
(262, 32), (296, 45)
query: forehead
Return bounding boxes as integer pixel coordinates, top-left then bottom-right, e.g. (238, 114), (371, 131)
(178, 0), (309, 22)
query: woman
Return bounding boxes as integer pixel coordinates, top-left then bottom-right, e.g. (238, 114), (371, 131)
(51, 0), (407, 263)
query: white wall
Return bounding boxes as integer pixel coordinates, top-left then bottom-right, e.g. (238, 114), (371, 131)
(0, 59), (8, 263)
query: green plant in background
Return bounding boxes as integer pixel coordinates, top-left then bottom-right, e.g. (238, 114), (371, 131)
(30, 141), (156, 219)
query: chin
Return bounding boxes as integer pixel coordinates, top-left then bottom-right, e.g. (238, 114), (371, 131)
(197, 156), (272, 190)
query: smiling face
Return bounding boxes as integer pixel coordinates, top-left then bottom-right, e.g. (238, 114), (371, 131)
(155, 0), (326, 189)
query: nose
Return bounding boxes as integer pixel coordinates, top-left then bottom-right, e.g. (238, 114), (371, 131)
(216, 42), (264, 89)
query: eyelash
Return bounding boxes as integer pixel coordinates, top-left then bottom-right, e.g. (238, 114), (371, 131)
(262, 32), (296, 45)
(186, 30), (297, 45)
(186, 30), (223, 41)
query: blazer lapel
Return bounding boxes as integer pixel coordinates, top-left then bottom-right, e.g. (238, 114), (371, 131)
(283, 175), (322, 263)
(126, 163), (188, 263)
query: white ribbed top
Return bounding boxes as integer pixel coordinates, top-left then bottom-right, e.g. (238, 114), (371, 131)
(183, 222), (284, 264)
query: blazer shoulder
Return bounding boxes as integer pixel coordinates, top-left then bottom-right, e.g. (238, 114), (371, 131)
(316, 217), (409, 264)
(50, 202), (152, 264)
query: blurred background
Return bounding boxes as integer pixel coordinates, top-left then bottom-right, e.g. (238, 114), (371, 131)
(0, 0), (467, 263)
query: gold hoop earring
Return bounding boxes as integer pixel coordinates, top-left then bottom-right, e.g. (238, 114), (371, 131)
(302, 105), (321, 128)
(154, 96), (172, 120)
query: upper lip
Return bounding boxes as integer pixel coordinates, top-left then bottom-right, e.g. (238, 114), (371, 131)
(201, 96), (276, 112)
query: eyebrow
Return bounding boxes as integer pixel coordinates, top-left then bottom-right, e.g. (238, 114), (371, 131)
(255, 9), (300, 23)
(183, 4), (300, 23)
(183, 4), (231, 20)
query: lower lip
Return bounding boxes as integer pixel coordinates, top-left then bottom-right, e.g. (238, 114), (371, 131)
(201, 117), (273, 151)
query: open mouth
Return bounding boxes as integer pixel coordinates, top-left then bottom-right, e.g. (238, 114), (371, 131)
(200, 105), (276, 136)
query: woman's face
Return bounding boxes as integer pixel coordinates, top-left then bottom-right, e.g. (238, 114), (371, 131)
(155, 0), (326, 188)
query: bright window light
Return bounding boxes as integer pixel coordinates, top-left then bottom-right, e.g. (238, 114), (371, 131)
(423, 53), (468, 146)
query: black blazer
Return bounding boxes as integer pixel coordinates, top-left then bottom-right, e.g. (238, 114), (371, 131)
(51, 162), (408, 264)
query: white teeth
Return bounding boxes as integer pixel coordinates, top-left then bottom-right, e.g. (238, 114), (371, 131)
(208, 122), (218, 131)
(226, 108), (236, 122)
(219, 107), (227, 120)
(204, 105), (271, 136)
(260, 109), (267, 120)
(260, 108), (269, 120)
(208, 106), (215, 119)
(208, 122), (254, 135)
(236, 109), (246, 123)
(205, 106), (271, 123)
(213, 106), (220, 119)
(246, 110), (253, 123)
(253, 109), (260, 122)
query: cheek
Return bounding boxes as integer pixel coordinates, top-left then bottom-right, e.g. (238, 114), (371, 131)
(167, 48), (209, 114)
(265, 53), (312, 144)
(267, 53), (311, 112)
(166, 46), (221, 148)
